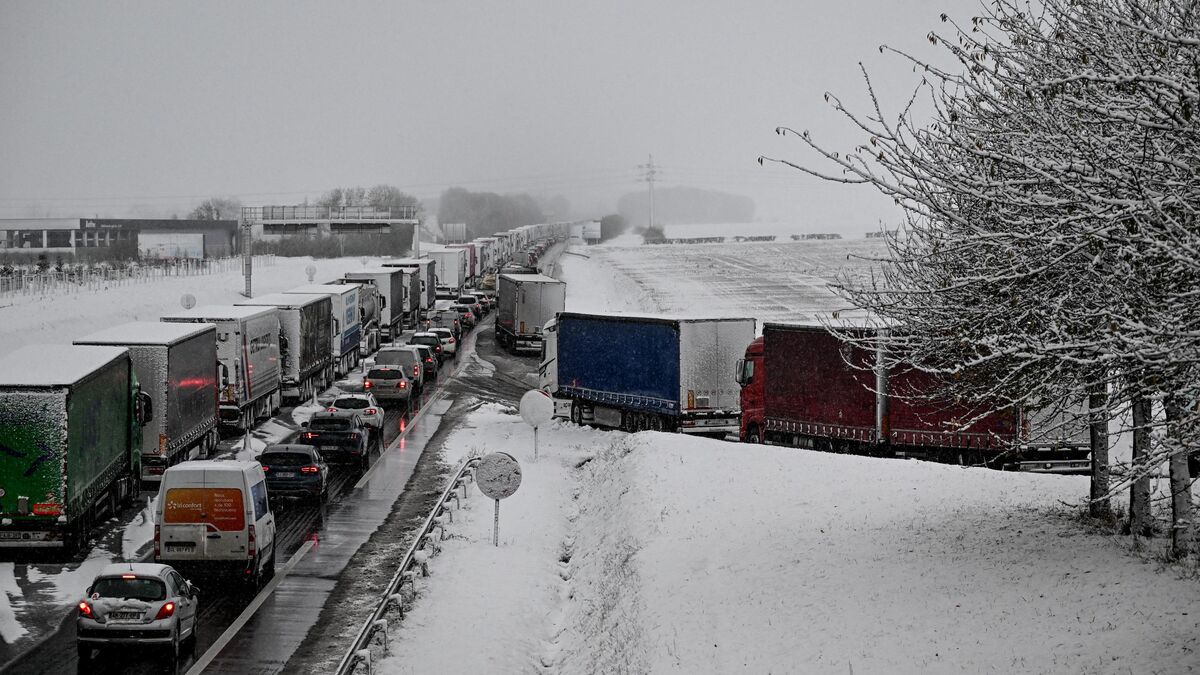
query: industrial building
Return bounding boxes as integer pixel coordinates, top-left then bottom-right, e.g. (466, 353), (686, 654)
(0, 218), (239, 258)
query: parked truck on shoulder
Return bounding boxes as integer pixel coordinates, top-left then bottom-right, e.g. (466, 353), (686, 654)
(236, 293), (333, 401)
(540, 312), (754, 436)
(0, 345), (152, 550)
(496, 273), (565, 353)
(160, 305), (282, 431)
(75, 322), (219, 484)
(737, 323), (1091, 472)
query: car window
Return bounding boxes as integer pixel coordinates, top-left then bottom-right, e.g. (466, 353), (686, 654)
(376, 350), (417, 366)
(93, 577), (166, 601)
(169, 571), (187, 595)
(251, 481), (269, 520)
(311, 418), (353, 430)
(367, 369), (404, 380)
(261, 452), (314, 466)
(333, 398), (369, 409)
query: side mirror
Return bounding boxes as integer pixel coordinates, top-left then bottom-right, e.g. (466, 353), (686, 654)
(137, 391), (155, 425)
(188, 581), (199, 597)
(734, 359), (746, 385)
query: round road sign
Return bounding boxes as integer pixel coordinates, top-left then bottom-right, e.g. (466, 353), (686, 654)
(476, 452), (522, 500)
(519, 390), (554, 428)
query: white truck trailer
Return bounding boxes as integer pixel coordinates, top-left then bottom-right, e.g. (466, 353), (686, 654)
(496, 272), (566, 354)
(343, 267), (407, 343)
(286, 283), (362, 376)
(161, 305), (282, 430)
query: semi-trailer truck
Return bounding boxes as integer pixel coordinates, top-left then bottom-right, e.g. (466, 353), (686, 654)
(160, 305), (282, 431)
(382, 258), (435, 322)
(236, 293), (334, 401)
(286, 283), (362, 376)
(0, 345), (152, 550)
(736, 323), (1091, 471)
(540, 312), (755, 436)
(496, 273), (565, 353)
(425, 247), (468, 296)
(343, 267), (407, 342)
(75, 322), (219, 484)
(447, 243), (478, 286)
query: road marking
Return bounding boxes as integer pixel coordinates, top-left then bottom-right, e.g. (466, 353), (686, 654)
(186, 537), (317, 675)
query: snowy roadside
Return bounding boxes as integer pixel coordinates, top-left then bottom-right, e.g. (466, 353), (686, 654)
(373, 408), (1200, 675)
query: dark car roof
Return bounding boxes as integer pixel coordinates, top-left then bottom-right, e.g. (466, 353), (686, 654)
(261, 443), (319, 456)
(309, 410), (359, 421)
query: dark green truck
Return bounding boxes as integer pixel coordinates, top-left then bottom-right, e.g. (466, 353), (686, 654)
(0, 345), (151, 550)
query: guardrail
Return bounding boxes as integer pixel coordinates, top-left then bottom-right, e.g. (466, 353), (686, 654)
(334, 455), (482, 675)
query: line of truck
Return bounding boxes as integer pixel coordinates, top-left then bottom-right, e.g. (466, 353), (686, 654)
(0, 222), (572, 551)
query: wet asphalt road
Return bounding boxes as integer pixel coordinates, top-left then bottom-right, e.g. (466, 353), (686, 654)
(1, 314), (536, 675)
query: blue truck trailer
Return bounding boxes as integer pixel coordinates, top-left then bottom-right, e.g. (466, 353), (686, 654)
(540, 312), (755, 436)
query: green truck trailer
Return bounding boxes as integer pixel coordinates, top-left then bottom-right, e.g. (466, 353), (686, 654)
(0, 345), (151, 550)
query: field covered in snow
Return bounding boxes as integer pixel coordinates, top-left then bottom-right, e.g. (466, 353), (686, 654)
(368, 239), (1200, 674)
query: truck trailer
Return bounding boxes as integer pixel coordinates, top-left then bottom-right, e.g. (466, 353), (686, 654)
(447, 242), (478, 286)
(0, 345), (151, 549)
(737, 323), (1090, 471)
(332, 279), (382, 356)
(496, 273), (565, 353)
(161, 305), (282, 431)
(541, 312), (754, 436)
(237, 293), (333, 401)
(343, 267), (407, 342)
(75, 322), (220, 484)
(286, 284), (362, 376)
(425, 247), (468, 297)
(382, 258), (436, 321)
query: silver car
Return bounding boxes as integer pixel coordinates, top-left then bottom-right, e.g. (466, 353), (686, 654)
(77, 562), (199, 663)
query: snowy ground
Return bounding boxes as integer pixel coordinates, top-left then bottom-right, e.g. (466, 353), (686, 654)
(371, 240), (1199, 675)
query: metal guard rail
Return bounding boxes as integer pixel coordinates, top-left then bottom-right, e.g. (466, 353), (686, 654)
(334, 455), (482, 675)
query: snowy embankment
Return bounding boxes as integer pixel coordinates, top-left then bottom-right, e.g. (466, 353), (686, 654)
(377, 408), (1199, 675)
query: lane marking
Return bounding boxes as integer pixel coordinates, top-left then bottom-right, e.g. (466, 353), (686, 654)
(186, 537), (317, 675)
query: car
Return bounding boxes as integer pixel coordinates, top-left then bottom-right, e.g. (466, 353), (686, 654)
(373, 346), (425, 394)
(155, 460), (276, 591)
(457, 294), (484, 319)
(259, 444), (329, 501)
(409, 332), (445, 363)
(363, 367), (414, 406)
(298, 411), (374, 469)
(328, 392), (385, 435)
(77, 563), (200, 663)
(428, 309), (462, 340)
(429, 327), (457, 357)
(451, 304), (477, 328)
(435, 285), (458, 300)
(410, 344), (439, 381)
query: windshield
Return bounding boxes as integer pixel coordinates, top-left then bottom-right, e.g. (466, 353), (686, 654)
(93, 577), (167, 601)
(411, 336), (438, 346)
(367, 369), (404, 380)
(333, 398), (369, 409)
(376, 350), (417, 366)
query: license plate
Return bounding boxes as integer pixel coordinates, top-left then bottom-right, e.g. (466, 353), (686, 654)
(0, 532), (28, 540)
(322, 446), (340, 452)
(109, 612), (142, 621)
(165, 543), (195, 552)
(275, 472), (296, 478)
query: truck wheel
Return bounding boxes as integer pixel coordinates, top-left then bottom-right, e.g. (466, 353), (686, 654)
(747, 426), (762, 444)
(570, 401), (583, 426)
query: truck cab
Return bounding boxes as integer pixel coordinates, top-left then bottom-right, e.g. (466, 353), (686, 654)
(735, 336), (765, 443)
(538, 317), (572, 419)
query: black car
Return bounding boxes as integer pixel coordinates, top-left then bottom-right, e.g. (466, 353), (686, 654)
(409, 332), (445, 364)
(410, 344), (439, 381)
(259, 444), (329, 501)
(298, 411), (373, 469)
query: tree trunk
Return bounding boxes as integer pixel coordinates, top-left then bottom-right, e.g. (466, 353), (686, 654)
(1165, 397), (1193, 558)
(1088, 383), (1110, 518)
(1128, 395), (1153, 538)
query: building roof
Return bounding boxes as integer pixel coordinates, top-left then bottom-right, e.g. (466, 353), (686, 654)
(0, 345), (128, 387)
(75, 321), (215, 347)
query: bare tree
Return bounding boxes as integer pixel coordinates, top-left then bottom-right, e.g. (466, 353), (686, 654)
(189, 197), (243, 220)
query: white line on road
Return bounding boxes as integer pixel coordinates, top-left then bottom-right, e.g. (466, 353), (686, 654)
(186, 537), (317, 675)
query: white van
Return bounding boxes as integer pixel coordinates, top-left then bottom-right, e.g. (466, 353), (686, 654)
(154, 460), (277, 591)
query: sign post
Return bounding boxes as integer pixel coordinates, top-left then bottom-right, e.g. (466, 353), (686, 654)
(476, 452), (522, 546)
(519, 390), (554, 461)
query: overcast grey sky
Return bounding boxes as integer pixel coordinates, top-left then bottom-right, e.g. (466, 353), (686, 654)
(0, 0), (978, 233)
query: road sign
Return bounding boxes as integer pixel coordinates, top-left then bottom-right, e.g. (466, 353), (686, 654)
(477, 452), (522, 546)
(519, 390), (554, 461)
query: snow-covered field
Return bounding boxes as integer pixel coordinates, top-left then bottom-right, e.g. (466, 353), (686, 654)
(373, 240), (1199, 675)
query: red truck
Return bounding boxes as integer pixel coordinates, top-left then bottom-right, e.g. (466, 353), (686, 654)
(737, 323), (1090, 472)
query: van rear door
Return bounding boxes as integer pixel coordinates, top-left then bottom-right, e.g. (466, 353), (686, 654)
(161, 486), (247, 561)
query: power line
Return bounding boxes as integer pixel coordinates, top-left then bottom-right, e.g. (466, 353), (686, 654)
(637, 155), (659, 228)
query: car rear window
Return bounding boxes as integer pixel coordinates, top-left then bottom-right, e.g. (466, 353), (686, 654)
(93, 577), (166, 601)
(411, 336), (438, 345)
(367, 369), (404, 380)
(260, 452), (313, 466)
(375, 349), (417, 366)
(310, 418), (352, 431)
(333, 398), (370, 409)
(164, 488), (246, 531)
(457, 296), (477, 304)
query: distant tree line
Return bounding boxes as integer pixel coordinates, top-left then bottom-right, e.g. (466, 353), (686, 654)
(436, 187), (546, 239)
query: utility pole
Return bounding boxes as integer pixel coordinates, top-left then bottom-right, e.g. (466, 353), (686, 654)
(638, 155), (659, 229)
(240, 208), (253, 298)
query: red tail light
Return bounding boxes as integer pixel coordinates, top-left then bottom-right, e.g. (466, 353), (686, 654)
(303, 432), (317, 439)
(300, 465), (320, 474)
(449, 338), (455, 343)
(413, 365), (420, 376)
(398, 380), (406, 389)
(326, 407), (338, 412)
(425, 357), (433, 363)
(348, 433), (359, 441)
(79, 601), (93, 618)
(154, 602), (175, 620)
(364, 380), (373, 389)
(261, 464), (270, 472)
(246, 524), (257, 573)
(365, 408), (378, 415)
(153, 524), (160, 558)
